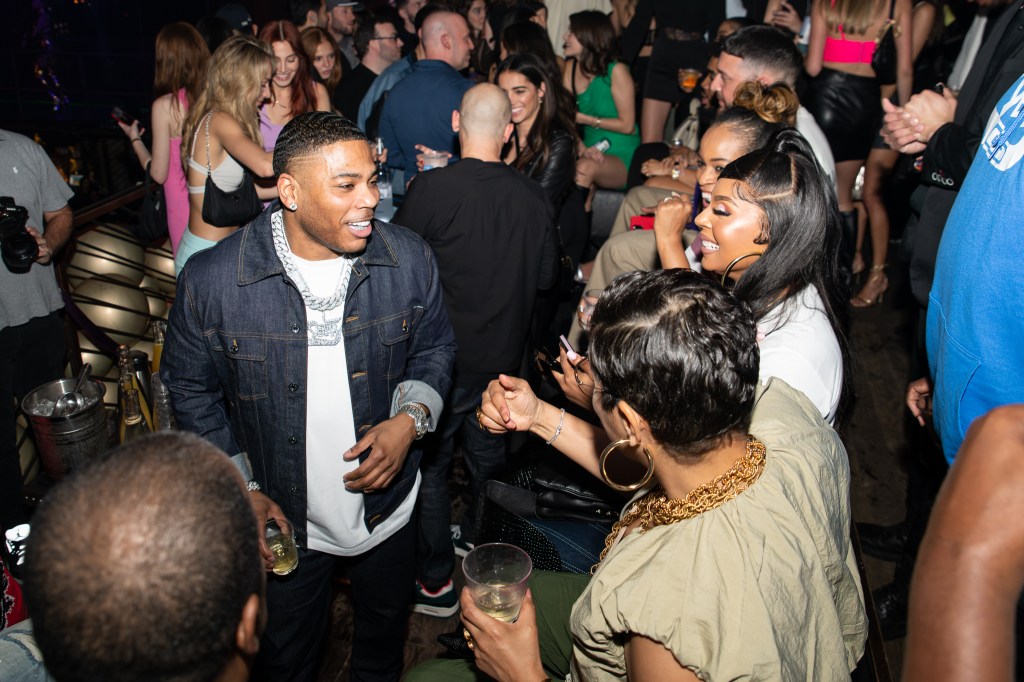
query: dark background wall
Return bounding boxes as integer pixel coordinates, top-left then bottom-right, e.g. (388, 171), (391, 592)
(0, 1), (289, 204)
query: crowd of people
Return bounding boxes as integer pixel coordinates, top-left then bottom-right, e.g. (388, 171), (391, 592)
(2, 0), (1024, 680)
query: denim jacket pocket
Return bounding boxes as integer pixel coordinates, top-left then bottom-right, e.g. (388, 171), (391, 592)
(375, 310), (413, 379)
(212, 332), (268, 400)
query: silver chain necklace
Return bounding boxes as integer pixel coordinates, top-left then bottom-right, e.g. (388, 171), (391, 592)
(271, 210), (353, 312)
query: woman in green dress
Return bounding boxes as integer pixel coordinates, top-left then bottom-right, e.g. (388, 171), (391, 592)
(562, 10), (640, 206)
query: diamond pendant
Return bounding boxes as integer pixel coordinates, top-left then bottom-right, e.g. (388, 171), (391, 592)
(307, 317), (344, 346)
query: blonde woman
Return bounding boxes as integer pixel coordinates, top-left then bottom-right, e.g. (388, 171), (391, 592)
(178, 35), (276, 274)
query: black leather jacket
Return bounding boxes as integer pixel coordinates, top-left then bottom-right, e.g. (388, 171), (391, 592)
(519, 126), (576, 214)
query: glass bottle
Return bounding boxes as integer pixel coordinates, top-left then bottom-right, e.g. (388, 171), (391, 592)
(151, 373), (176, 432)
(121, 387), (150, 444)
(117, 344), (153, 430)
(375, 137), (393, 221)
(150, 320), (166, 374)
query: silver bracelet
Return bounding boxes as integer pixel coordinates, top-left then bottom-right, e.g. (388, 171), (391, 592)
(545, 408), (566, 446)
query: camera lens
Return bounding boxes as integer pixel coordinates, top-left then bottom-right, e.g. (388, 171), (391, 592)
(0, 198), (39, 273)
(1, 230), (39, 272)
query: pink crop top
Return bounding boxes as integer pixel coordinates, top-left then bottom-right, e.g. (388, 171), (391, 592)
(821, 0), (877, 64)
(823, 34), (876, 63)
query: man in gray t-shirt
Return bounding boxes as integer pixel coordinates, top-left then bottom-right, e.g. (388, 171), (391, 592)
(0, 129), (74, 532)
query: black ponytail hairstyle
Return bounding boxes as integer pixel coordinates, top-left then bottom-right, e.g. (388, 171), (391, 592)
(718, 128), (852, 422)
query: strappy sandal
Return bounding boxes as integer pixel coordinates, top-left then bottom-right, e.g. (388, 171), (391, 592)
(851, 264), (888, 308)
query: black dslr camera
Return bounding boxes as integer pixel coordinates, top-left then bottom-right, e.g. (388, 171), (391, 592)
(0, 196), (39, 273)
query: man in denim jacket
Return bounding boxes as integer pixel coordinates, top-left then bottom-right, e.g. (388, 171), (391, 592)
(162, 112), (456, 682)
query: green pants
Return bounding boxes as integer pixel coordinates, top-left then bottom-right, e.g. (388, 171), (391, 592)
(404, 571), (590, 681)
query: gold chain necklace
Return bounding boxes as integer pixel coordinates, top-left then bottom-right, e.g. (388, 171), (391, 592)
(595, 436), (767, 568)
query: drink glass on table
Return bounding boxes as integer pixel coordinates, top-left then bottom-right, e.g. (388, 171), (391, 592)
(462, 543), (533, 622)
(678, 68), (701, 93)
(578, 288), (604, 332)
(265, 519), (299, 576)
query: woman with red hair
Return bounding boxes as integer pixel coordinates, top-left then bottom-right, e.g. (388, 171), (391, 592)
(257, 20), (331, 151)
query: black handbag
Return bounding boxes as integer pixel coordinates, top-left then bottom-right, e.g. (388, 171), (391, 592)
(137, 161), (169, 242)
(533, 462), (620, 523)
(871, 0), (900, 87)
(198, 113), (262, 227)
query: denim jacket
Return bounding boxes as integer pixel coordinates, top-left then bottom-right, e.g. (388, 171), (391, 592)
(162, 205), (456, 536)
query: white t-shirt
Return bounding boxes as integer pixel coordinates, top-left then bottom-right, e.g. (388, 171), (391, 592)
(796, 106), (837, 186)
(294, 253), (419, 556)
(757, 285), (843, 424)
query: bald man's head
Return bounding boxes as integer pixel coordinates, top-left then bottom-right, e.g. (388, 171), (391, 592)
(458, 83), (512, 142)
(421, 10), (472, 69)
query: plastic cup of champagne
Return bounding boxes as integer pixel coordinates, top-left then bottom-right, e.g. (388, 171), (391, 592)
(462, 543), (532, 622)
(265, 519), (299, 576)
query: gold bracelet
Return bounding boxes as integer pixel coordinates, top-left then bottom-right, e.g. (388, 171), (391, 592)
(594, 117), (601, 129)
(130, 137), (142, 143)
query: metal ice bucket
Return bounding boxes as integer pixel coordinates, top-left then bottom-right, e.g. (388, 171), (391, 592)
(21, 378), (108, 480)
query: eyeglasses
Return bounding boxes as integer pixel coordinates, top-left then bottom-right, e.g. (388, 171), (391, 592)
(372, 34), (401, 41)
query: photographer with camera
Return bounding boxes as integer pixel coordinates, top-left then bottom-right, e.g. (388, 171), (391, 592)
(0, 129), (74, 535)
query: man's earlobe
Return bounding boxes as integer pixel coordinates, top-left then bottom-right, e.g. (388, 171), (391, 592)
(236, 593), (263, 657)
(278, 173), (299, 212)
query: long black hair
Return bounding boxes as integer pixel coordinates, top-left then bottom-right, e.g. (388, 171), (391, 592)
(719, 128), (852, 421)
(495, 53), (578, 174)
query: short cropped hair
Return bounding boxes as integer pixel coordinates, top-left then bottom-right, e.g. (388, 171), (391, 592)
(588, 270), (760, 457)
(415, 2), (456, 31)
(24, 433), (262, 682)
(721, 25), (803, 88)
(355, 16), (397, 58)
(273, 111), (369, 175)
(290, 0), (322, 26)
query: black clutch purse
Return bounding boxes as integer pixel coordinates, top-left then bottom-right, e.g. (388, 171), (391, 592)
(533, 463), (620, 523)
(137, 161), (169, 242)
(198, 113), (262, 228)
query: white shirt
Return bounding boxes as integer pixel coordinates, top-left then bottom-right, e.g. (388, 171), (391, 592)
(295, 253), (419, 556)
(796, 106), (837, 186)
(757, 285), (843, 424)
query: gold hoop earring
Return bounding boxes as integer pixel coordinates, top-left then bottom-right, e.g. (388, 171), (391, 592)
(599, 439), (655, 492)
(720, 252), (763, 286)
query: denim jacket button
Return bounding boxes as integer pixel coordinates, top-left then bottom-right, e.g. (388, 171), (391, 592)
(288, 435), (298, 445)
(290, 486), (299, 494)
(291, 324), (300, 333)
(288, 383), (298, 392)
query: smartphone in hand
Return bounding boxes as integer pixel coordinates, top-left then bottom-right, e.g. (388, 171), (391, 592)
(110, 106), (136, 126)
(558, 335), (579, 362)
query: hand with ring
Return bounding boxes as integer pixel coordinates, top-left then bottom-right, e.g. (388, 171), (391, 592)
(460, 587), (546, 681)
(553, 347), (596, 411)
